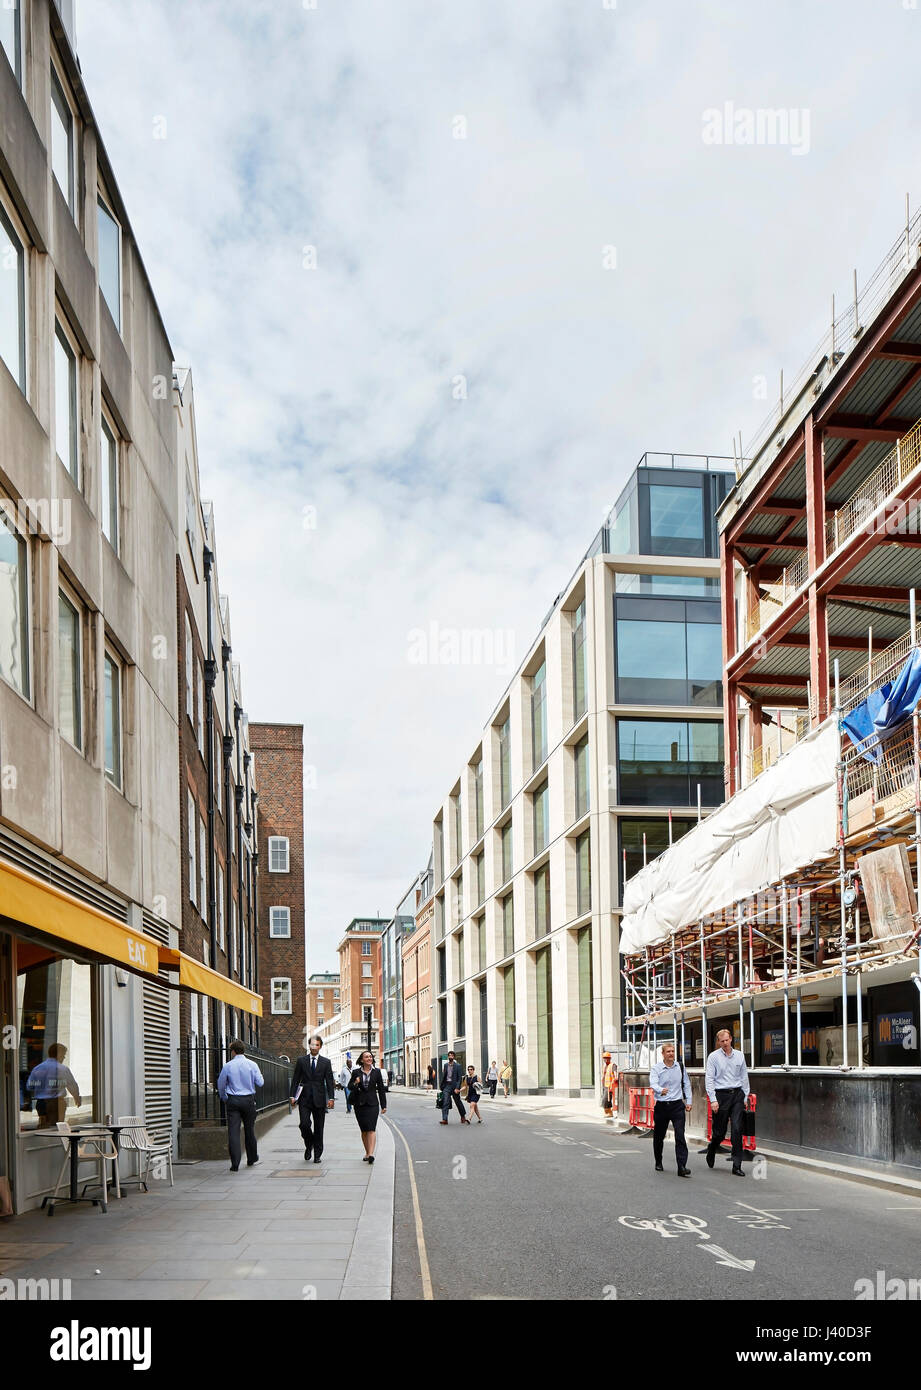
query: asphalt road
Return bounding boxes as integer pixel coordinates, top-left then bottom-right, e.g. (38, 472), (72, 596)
(386, 1090), (921, 1302)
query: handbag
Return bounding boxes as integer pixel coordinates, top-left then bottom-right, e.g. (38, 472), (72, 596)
(742, 1108), (756, 1137)
(435, 1089), (443, 1108)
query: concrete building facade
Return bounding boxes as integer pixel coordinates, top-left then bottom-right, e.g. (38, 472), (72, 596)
(430, 455), (732, 1095)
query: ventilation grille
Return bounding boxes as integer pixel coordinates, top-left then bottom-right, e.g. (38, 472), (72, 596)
(142, 978), (174, 1141)
(0, 829), (128, 922)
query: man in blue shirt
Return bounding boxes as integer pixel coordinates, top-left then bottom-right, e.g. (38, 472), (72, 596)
(649, 1042), (693, 1177)
(26, 1043), (81, 1127)
(705, 1028), (751, 1175)
(217, 1041), (265, 1171)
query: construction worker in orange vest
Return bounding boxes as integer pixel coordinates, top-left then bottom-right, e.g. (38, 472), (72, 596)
(602, 1052), (618, 1116)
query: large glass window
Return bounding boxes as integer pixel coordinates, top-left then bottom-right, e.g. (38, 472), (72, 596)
(50, 67), (75, 215)
(499, 716), (511, 809)
(0, 505), (29, 698)
(103, 651), (121, 787)
(649, 484), (704, 543)
(54, 322), (78, 483)
(502, 892), (514, 957)
(500, 820), (513, 884)
(268, 836), (289, 872)
(536, 947), (553, 1089)
(473, 755), (483, 841)
(17, 955), (93, 1131)
(577, 927), (594, 1088)
(0, 206), (25, 391)
(100, 417), (119, 550)
(455, 989), (465, 1038)
(474, 852), (485, 907)
(1, 1), (21, 85)
(574, 735), (590, 820)
(572, 600), (587, 721)
(615, 572), (720, 598)
(575, 830), (591, 917)
(616, 719), (724, 806)
(534, 863), (550, 939)
(98, 194), (122, 331)
(615, 597), (722, 706)
(619, 816), (696, 892)
(531, 660), (547, 769)
(532, 779), (549, 856)
(57, 590), (81, 748)
(453, 792), (462, 866)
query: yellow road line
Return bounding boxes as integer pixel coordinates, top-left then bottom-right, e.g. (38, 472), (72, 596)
(384, 1114), (433, 1300)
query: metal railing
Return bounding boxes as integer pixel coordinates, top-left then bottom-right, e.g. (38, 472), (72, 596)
(179, 1038), (292, 1124)
(839, 626), (917, 714)
(747, 711), (811, 782)
(845, 721), (916, 818)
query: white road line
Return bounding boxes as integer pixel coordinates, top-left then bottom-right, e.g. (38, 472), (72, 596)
(383, 1115), (433, 1301)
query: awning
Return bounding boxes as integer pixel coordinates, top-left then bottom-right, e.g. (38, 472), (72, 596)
(0, 859), (161, 976)
(159, 948), (263, 1017)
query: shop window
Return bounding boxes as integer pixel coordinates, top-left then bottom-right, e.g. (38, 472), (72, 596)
(17, 954), (94, 1131)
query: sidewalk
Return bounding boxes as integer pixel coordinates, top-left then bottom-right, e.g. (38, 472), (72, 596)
(0, 1105), (394, 1300)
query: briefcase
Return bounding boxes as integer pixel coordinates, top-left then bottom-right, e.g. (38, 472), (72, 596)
(435, 1089), (443, 1108)
(742, 1110), (756, 1137)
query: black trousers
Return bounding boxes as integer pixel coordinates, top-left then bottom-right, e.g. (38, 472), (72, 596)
(441, 1087), (466, 1120)
(298, 1100), (327, 1158)
(709, 1087), (745, 1164)
(653, 1100), (688, 1170)
(226, 1094), (258, 1168)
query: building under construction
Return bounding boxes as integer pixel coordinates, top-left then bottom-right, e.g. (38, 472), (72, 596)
(619, 211), (921, 1176)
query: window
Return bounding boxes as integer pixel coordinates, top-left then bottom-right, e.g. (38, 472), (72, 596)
(230, 898), (238, 973)
(534, 863), (550, 940)
(572, 600), (587, 721)
(649, 484), (704, 544)
(54, 322), (78, 483)
(453, 791), (462, 866)
(18, 956), (93, 1133)
(502, 893), (514, 957)
(270, 907), (291, 938)
(531, 660), (547, 769)
(532, 780), (549, 855)
(50, 67), (75, 215)
(616, 719), (724, 807)
(100, 416), (119, 551)
(498, 715), (511, 809)
(1, 1), (22, 86)
(215, 728), (222, 813)
(271, 978), (292, 1014)
(578, 926), (594, 1088)
(474, 851), (485, 907)
(614, 597), (722, 706)
(476, 915), (485, 972)
(615, 572), (720, 598)
(455, 989), (465, 1038)
(362, 962), (372, 977)
(188, 792), (197, 904)
(536, 947), (553, 1088)
(217, 864), (225, 949)
(0, 204), (25, 391)
(473, 755), (483, 841)
(57, 591), (81, 748)
(500, 820), (513, 884)
(362, 984), (373, 999)
(268, 836), (289, 872)
(575, 830), (591, 917)
(619, 816), (696, 893)
(361, 940), (372, 956)
(97, 193), (122, 331)
(574, 735), (590, 819)
(0, 504), (29, 697)
(197, 663), (204, 754)
(103, 651), (121, 787)
(184, 614), (193, 722)
(199, 817), (207, 915)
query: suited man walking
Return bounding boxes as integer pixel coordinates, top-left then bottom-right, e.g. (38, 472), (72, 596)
(290, 1034), (336, 1164)
(439, 1051), (468, 1125)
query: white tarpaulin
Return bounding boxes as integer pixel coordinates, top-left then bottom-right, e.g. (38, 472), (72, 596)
(619, 717), (839, 955)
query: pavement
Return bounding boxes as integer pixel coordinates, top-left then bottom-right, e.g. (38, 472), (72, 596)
(0, 1102), (394, 1300)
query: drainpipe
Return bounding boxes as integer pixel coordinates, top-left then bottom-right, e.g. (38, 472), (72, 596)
(221, 636), (235, 1024)
(203, 544), (220, 1058)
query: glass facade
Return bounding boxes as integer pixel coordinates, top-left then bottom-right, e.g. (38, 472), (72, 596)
(98, 195), (121, 331)
(499, 716), (511, 808)
(649, 483), (703, 544)
(101, 418), (119, 550)
(572, 599), (587, 720)
(50, 68), (74, 213)
(577, 926), (594, 1088)
(531, 660), (547, 769)
(453, 793), (462, 867)
(619, 816), (697, 893)
(614, 572), (720, 598)
(502, 892), (514, 957)
(532, 779), (549, 855)
(536, 947), (553, 1089)
(615, 596), (722, 706)
(575, 830), (591, 917)
(616, 719), (724, 806)
(0, 506), (29, 698)
(473, 755), (483, 841)
(475, 851), (485, 907)
(58, 591), (81, 748)
(54, 324), (78, 482)
(103, 653), (121, 787)
(534, 863), (550, 939)
(18, 956), (93, 1131)
(500, 820), (512, 884)
(574, 735), (589, 819)
(0, 206), (25, 390)
(606, 464), (731, 560)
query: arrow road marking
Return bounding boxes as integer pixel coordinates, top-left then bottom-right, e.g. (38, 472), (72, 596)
(697, 1242), (756, 1271)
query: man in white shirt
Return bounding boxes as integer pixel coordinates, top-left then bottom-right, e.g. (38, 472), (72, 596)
(649, 1042), (693, 1177)
(705, 1028), (750, 1175)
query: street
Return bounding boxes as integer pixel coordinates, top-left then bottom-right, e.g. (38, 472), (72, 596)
(388, 1091), (921, 1302)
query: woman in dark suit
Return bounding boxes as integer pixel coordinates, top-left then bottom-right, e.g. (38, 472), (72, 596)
(349, 1050), (388, 1163)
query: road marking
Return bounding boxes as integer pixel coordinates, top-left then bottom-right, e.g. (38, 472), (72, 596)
(383, 1115), (433, 1301)
(697, 1242), (756, 1271)
(620, 1213), (756, 1269)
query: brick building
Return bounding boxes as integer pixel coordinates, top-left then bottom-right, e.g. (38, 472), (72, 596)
(321, 919), (386, 1073)
(402, 866), (434, 1087)
(251, 723), (307, 1060)
(306, 972), (340, 1036)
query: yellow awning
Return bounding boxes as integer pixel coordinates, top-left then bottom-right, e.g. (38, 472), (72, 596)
(0, 859), (160, 976)
(159, 948), (263, 1017)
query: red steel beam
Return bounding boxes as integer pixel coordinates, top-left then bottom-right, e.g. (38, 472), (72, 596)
(878, 340), (921, 360)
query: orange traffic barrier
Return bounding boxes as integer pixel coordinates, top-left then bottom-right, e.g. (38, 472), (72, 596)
(628, 1086), (656, 1131)
(706, 1092), (757, 1152)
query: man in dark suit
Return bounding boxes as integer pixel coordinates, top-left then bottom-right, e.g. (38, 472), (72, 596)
(439, 1051), (468, 1125)
(290, 1034), (336, 1163)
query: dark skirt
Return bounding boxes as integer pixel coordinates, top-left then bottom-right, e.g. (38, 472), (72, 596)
(354, 1102), (380, 1133)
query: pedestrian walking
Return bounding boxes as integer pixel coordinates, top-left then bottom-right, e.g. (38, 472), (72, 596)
(439, 1051), (468, 1124)
(465, 1066), (484, 1122)
(427, 1063), (437, 1090)
(290, 1034), (336, 1164)
(705, 1028), (751, 1176)
(649, 1042), (692, 1177)
(216, 1040), (264, 1171)
(339, 1061), (354, 1113)
(499, 1060), (512, 1097)
(26, 1043), (81, 1127)
(486, 1060), (499, 1098)
(348, 1050), (388, 1163)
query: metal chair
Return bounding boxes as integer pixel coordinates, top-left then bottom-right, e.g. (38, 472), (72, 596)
(45, 1122), (120, 1214)
(117, 1115), (174, 1190)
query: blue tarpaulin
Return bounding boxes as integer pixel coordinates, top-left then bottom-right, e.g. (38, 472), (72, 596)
(841, 647), (921, 762)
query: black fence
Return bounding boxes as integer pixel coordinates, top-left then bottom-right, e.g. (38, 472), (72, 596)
(180, 1039), (292, 1124)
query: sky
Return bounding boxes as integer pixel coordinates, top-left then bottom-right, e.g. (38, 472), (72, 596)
(75, 0), (921, 972)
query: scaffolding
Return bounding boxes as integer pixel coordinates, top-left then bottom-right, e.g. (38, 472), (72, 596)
(622, 646), (921, 1071)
